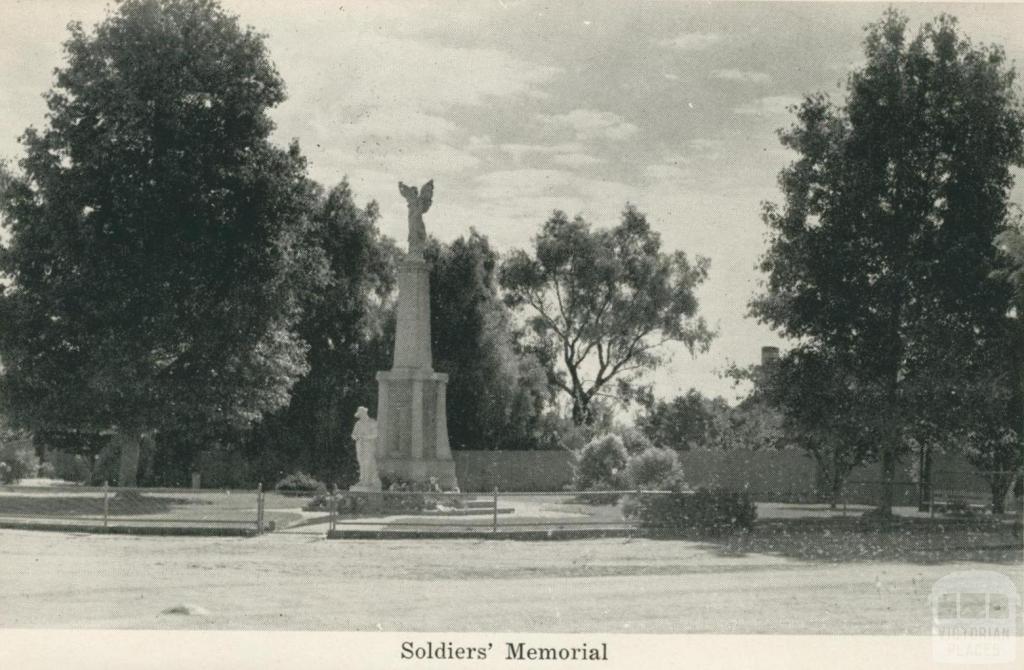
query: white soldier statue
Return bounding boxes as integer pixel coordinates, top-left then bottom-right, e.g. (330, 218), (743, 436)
(350, 406), (380, 491)
(398, 179), (433, 257)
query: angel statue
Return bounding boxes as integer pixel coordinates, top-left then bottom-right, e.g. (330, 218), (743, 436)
(398, 179), (433, 257)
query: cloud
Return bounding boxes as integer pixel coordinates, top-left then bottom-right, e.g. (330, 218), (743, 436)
(275, 32), (561, 116)
(298, 108), (481, 189)
(468, 168), (639, 224)
(308, 140), (481, 191)
(551, 152), (604, 168)
(689, 139), (724, 152)
(474, 169), (578, 200)
(353, 39), (560, 109)
(494, 142), (587, 163)
(644, 163), (692, 184)
(333, 109), (461, 142)
(537, 109), (639, 141)
(465, 140), (606, 169)
(658, 32), (723, 51)
(710, 69), (770, 84)
(733, 95), (803, 116)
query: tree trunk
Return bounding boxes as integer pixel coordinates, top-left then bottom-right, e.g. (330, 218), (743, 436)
(990, 472), (1013, 515)
(917, 443), (932, 513)
(877, 438), (896, 517)
(571, 393), (592, 426)
(829, 447), (841, 509)
(876, 367), (902, 518)
(115, 431), (141, 487)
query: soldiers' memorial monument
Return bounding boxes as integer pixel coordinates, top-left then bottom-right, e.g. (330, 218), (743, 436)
(1, 3), (1022, 662)
(352, 180), (458, 492)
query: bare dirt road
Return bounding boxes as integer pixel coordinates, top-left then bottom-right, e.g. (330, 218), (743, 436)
(1, 529), (1020, 633)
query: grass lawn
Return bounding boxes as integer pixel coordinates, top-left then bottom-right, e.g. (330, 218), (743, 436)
(0, 516), (1019, 633)
(0, 488), (304, 529)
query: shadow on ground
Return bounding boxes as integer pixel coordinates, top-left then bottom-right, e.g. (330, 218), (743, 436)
(667, 517), (1023, 565)
(0, 492), (203, 516)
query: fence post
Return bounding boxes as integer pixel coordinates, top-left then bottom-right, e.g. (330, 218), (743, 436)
(929, 469), (935, 520)
(492, 486), (499, 534)
(256, 482), (264, 534)
(103, 480), (109, 528)
(329, 487), (337, 534)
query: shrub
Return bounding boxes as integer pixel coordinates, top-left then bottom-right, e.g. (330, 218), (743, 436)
(944, 497), (978, 518)
(0, 438), (39, 483)
(48, 450), (92, 483)
(625, 446), (684, 490)
(196, 449), (256, 489)
(624, 486), (757, 536)
(37, 462), (57, 479)
(87, 442), (121, 485)
(618, 427), (654, 456)
(274, 471), (324, 494)
(309, 490), (465, 515)
(573, 434), (627, 491)
(538, 412), (594, 452)
(303, 483), (333, 511)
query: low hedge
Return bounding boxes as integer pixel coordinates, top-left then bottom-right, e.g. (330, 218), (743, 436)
(275, 471), (324, 495)
(305, 491), (466, 515)
(623, 486), (757, 536)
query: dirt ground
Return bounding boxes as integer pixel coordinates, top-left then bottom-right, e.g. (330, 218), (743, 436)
(1, 528), (1020, 633)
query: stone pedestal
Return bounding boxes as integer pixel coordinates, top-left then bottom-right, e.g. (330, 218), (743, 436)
(375, 368), (457, 488)
(373, 254), (458, 490)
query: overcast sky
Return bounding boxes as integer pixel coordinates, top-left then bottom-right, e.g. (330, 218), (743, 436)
(2, 1), (1023, 403)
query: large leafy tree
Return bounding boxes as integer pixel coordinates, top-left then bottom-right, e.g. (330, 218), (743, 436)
(637, 389), (727, 451)
(638, 386), (783, 454)
(0, 0), (324, 485)
(427, 231), (551, 451)
(903, 311), (1022, 512)
(501, 205), (713, 425)
(752, 11), (1024, 514)
(194, 180), (395, 488)
(761, 347), (882, 508)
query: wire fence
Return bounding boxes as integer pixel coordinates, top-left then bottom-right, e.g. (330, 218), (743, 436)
(836, 469), (1020, 515)
(319, 488), (670, 537)
(0, 482), (270, 535)
(0, 470), (1018, 537)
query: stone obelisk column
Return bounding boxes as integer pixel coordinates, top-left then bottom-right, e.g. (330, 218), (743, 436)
(374, 180), (458, 489)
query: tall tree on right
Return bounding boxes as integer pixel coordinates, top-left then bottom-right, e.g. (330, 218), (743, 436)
(751, 10), (1024, 515)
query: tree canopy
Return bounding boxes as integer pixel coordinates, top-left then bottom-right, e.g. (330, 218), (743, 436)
(752, 10), (1024, 513)
(0, 0), (323, 483)
(232, 180), (395, 487)
(427, 231), (551, 451)
(500, 205), (713, 425)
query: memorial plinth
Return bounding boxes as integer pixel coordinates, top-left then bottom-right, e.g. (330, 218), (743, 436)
(373, 180), (458, 489)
